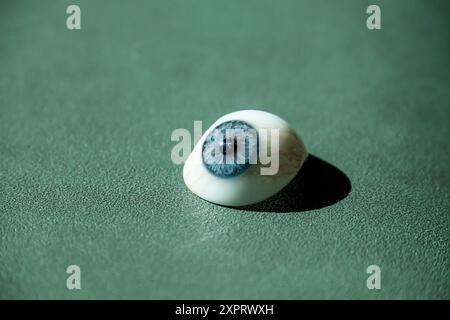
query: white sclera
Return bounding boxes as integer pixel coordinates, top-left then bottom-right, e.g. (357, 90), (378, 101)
(183, 110), (308, 206)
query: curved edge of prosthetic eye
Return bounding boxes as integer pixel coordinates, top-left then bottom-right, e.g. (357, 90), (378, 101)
(183, 109), (308, 207)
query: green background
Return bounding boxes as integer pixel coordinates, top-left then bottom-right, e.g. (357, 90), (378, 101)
(1, 0), (449, 299)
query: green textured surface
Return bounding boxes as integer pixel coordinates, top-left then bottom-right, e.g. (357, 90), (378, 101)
(1, 0), (449, 299)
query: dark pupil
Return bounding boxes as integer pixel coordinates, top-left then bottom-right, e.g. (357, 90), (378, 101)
(221, 138), (237, 155)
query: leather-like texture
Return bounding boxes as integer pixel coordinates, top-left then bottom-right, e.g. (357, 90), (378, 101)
(1, 0), (449, 299)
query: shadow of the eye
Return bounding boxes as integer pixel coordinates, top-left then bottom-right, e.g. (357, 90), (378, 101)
(237, 154), (351, 213)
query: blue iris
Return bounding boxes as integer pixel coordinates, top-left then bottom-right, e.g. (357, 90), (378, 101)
(202, 120), (258, 177)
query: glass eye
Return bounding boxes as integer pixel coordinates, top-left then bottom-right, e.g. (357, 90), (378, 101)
(183, 110), (308, 207)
